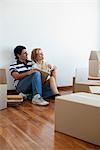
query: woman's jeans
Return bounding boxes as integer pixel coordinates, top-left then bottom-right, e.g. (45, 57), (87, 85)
(16, 72), (42, 97)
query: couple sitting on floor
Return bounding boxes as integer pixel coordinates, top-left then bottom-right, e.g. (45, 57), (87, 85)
(9, 46), (60, 106)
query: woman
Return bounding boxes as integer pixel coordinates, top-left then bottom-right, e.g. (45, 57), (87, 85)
(31, 48), (60, 99)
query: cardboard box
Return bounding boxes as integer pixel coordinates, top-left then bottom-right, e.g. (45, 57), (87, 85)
(74, 80), (100, 93)
(0, 69), (7, 84)
(89, 51), (100, 77)
(73, 67), (100, 93)
(0, 69), (7, 110)
(55, 92), (100, 146)
(0, 85), (7, 110)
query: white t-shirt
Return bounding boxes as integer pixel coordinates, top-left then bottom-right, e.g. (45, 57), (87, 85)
(32, 61), (51, 74)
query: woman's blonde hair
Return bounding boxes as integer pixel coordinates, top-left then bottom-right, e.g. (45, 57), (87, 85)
(31, 48), (42, 62)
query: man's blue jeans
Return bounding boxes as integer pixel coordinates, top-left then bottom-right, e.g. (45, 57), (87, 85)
(16, 72), (42, 97)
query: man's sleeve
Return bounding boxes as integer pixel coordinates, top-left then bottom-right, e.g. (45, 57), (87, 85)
(9, 64), (18, 75)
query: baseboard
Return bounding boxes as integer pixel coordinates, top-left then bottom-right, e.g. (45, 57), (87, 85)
(57, 86), (73, 91)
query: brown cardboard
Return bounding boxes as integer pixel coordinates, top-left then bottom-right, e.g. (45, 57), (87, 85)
(0, 69), (7, 110)
(55, 92), (100, 146)
(0, 84), (7, 110)
(89, 51), (100, 77)
(74, 81), (100, 93)
(0, 69), (7, 84)
(74, 82), (90, 93)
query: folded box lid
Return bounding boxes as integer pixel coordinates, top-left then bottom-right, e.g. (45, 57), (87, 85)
(0, 69), (7, 84)
(56, 92), (100, 107)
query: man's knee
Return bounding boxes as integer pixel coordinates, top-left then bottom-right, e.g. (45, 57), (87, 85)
(32, 71), (41, 77)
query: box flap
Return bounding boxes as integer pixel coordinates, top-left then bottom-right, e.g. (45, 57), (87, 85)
(89, 51), (100, 61)
(0, 69), (7, 84)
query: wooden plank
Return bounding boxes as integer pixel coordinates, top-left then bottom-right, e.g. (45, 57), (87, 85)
(7, 95), (23, 102)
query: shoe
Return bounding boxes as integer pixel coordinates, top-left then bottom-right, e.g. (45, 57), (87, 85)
(19, 92), (27, 99)
(19, 93), (33, 100)
(54, 93), (61, 100)
(47, 93), (61, 100)
(32, 94), (49, 106)
(54, 93), (61, 97)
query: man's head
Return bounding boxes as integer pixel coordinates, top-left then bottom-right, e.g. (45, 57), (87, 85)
(14, 45), (28, 61)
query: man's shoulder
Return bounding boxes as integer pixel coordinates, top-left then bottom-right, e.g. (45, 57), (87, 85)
(10, 61), (18, 66)
(9, 60), (22, 68)
(27, 60), (33, 66)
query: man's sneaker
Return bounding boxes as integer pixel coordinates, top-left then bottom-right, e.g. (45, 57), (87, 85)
(32, 94), (49, 106)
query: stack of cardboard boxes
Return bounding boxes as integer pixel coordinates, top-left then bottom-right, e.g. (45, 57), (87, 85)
(73, 51), (100, 94)
(0, 69), (23, 109)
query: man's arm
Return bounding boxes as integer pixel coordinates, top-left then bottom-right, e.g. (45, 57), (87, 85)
(11, 69), (37, 80)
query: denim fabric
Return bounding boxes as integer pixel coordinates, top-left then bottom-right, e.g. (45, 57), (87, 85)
(25, 85), (54, 100)
(16, 71), (54, 100)
(42, 80), (54, 99)
(16, 72), (42, 97)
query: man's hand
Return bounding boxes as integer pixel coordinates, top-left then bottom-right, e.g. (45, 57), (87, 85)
(27, 69), (37, 75)
(11, 69), (37, 80)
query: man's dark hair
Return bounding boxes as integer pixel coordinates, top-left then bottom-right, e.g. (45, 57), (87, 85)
(14, 45), (26, 59)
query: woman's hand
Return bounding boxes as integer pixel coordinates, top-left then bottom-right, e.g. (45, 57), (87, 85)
(50, 67), (57, 79)
(47, 64), (52, 69)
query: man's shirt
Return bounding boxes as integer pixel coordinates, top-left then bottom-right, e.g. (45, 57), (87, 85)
(9, 59), (32, 86)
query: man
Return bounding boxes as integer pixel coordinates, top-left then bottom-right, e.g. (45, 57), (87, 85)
(9, 45), (49, 106)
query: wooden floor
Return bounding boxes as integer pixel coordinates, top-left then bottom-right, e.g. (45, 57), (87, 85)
(0, 90), (100, 150)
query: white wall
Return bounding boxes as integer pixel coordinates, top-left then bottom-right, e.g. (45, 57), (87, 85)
(0, 0), (99, 89)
